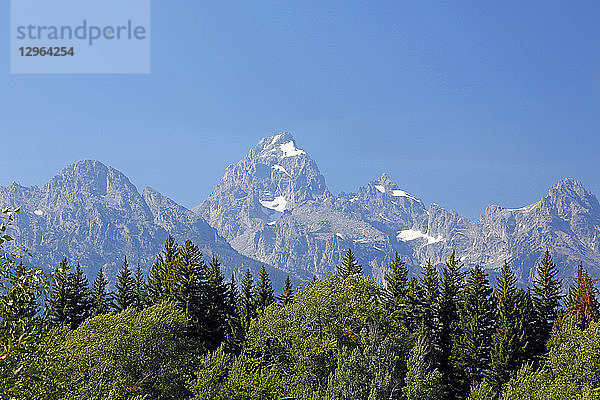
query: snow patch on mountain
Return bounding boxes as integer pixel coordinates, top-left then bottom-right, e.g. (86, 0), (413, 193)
(397, 229), (443, 246)
(506, 203), (538, 212)
(391, 189), (420, 202)
(272, 164), (291, 177)
(280, 141), (306, 158)
(375, 185), (385, 193)
(33, 209), (43, 216)
(260, 196), (288, 212)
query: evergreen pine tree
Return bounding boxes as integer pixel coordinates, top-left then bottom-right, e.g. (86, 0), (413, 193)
(226, 272), (244, 353)
(438, 251), (464, 399)
(565, 263), (585, 310)
(228, 272), (238, 309)
(133, 263), (147, 310)
(279, 275), (294, 306)
(114, 257), (136, 312)
(173, 240), (204, 318)
(90, 268), (111, 316)
(487, 261), (531, 392)
(337, 248), (362, 278)
(147, 236), (179, 303)
(404, 277), (424, 332)
(454, 265), (495, 394)
(254, 265), (275, 313)
(566, 263), (600, 329)
(202, 257), (233, 350)
(69, 263), (92, 328)
(46, 259), (92, 329)
(531, 250), (562, 361)
(46, 258), (71, 326)
(420, 260), (440, 339)
(239, 268), (256, 331)
(384, 252), (409, 310)
(515, 288), (536, 363)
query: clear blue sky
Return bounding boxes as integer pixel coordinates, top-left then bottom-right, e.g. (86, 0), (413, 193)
(1, 1), (599, 219)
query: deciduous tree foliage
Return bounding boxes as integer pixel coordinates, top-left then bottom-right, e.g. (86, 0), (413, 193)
(403, 330), (444, 400)
(190, 275), (410, 400)
(20, 302), (196, 400)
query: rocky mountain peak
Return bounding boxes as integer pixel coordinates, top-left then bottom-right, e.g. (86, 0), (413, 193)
(548, 178), (591, 202)
(253, 132), (304, 159)
(544, 178), (600, 220)
(44, 160), (138, 199)
(366, 173), (423, 205)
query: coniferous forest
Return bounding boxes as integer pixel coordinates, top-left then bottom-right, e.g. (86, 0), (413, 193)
(2, 207), (600, 400)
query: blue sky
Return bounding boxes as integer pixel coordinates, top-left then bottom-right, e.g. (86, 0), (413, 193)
(1, 1), (599, 219)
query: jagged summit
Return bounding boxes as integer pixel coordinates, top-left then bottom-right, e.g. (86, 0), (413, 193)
(547, 178), (597, 205)
(44, 160), (138, 199)
(2, 143), (600, 288)
(370, 173), (423, 204)
(252, 132), (308, 161)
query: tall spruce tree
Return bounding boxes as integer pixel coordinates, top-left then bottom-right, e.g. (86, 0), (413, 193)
(147, 236), (179, 303)
(46, 258), (71, 326)
(279, 276), (294, 306)
(114, 258), (136, 312)
(46, 259), (92, 329)
(254, 265), (275, 314)
(566, 263), (599, 329)
(531, 250), (562, 361)
(384, 253), (413, 329)
(174, 240), (204, 318)
(404, 277), (424, 333)
(454, 265), (495, 395)
(90, 268), (111, 316)
(202, 257), (234, 350)
(420, 260), (440, 339)
(69, 263), (92, 328)
(133, 263), (147, 310)
(487, 261), (531, 392)
(384, 253), (409, 310)
(226, 272), (244, 353)
(515, 288), (536, 363)
(438, 251), (464, 399)
(239, 268), (256, 331)
(337, 248), (362, 278)
(228, 272), (238, 310)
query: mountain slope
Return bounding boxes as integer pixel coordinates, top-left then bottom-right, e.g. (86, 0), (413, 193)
(2, 135), (599, 288)
(197, 133), (600, 286)
(0, 160), (287, 286)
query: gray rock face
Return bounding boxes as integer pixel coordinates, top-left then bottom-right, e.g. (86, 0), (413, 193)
(0, 160), (286, 287)
(2, 136), (599, 288)
(196, 133), (600, 286)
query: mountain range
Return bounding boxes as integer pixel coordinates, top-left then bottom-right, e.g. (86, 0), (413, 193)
(2, 132), (599, 288)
